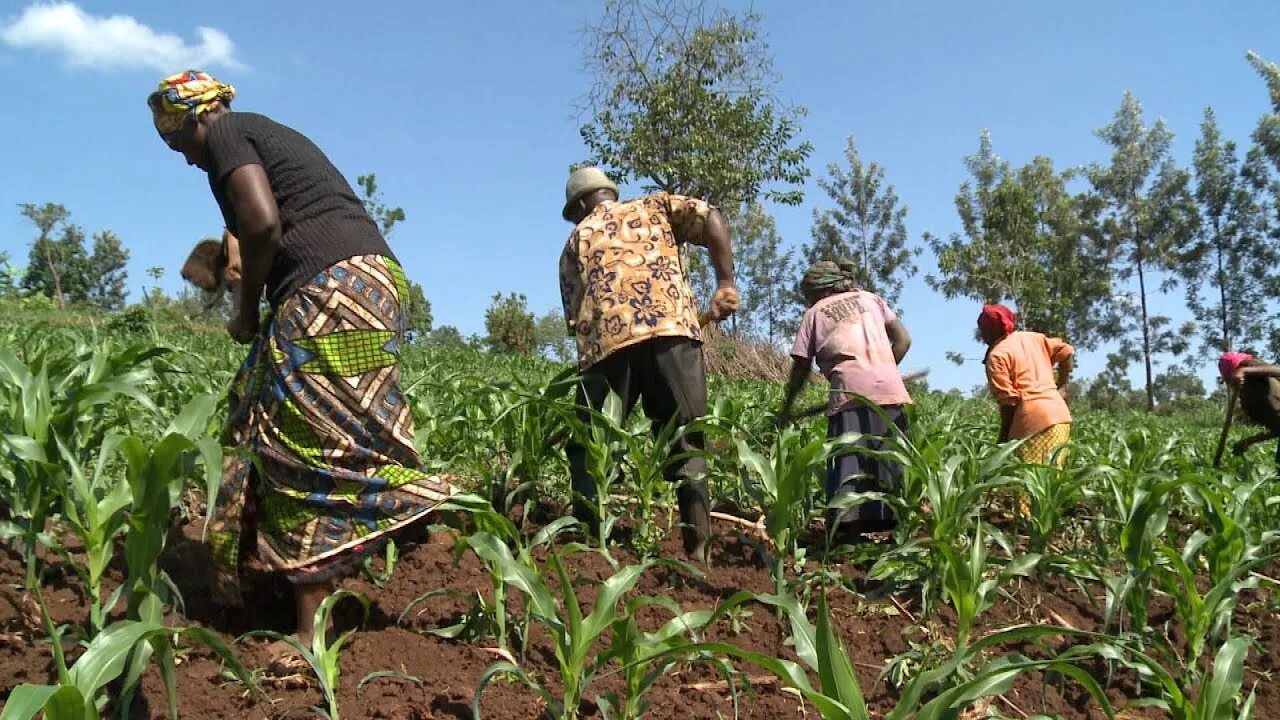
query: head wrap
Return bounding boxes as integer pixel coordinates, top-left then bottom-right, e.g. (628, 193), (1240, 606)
(977, 304), (1016, 337)
(800, 258), (860, 300)
(1219, 351), (1254, 378)
(146, 70), (235, 148)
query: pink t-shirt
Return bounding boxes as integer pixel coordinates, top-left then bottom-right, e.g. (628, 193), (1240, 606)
(791, 290), (912, 409)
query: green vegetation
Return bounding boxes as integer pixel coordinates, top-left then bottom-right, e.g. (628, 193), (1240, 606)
(0, 304), (1276, 718)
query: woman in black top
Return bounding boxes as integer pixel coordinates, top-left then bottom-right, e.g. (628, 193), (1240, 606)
(149, 70), (454, 669)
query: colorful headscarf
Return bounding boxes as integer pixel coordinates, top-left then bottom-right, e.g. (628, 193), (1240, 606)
(800, 258), (860, 300)
(1219, 351), (1254, 378)
(146, 70), (235, 148)
(977, 304), (1016, 337)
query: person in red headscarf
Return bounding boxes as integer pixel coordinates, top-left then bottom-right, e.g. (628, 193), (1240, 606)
(978, 304), (1074, 466)
(1220, 351), (1280, 459)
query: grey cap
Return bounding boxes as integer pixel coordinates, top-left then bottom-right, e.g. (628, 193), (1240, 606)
(562, 166), (619, 222)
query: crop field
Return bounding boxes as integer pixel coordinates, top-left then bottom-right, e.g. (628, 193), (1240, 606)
(0, 315), (1278, 720)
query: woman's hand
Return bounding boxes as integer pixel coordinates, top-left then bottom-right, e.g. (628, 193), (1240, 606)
(226, 309), (259, 344)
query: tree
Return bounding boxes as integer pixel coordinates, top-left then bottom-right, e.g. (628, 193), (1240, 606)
(927, 132), (1117, 349)
(534, 310), (575, 363)
(578, 0), (811, 208)
(427, 325), (468, 350)
(1248, 50), (1280, 172)
(85, 230), (129, 311)
(0, 252), (15, 297)
(805, 136), (918, 305)
(1182, 108), (1275, 356)
(18, 203), (77, 307)
(483, 292), (536, 355)
(1088, 92), (1199, 411)
(402, 281), (433, 343)
(357, 171), (432, 342)
(730, 202), (798, 345)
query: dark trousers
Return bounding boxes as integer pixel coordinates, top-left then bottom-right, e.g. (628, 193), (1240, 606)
(826, 403), (908, 532)
(566, 337), (710, 550)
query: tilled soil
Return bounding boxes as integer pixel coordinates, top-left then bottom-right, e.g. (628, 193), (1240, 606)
(1, 513), (1277, 720)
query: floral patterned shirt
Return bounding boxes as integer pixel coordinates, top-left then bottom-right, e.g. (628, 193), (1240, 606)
(559, 193), (710, 368)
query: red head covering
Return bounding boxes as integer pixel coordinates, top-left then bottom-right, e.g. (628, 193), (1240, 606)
(977, 304), (1016, 337)
(1219, 351), (1254, 378)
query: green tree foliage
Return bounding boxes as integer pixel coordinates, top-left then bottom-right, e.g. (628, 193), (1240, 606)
(578, 0), (812, 209)
(0, 251), (16, 297)
(86, 230), (130, 311)
(926, 132), (1116, 349)
(19, 203), (76, 307)
(1088, 92), (1200, 411)
(357, 172), (432, 342)
(1248, 50), (1280, 172)
(534, 310), (575, 363)
(427, 325), (469, 350)
(357, 173), (407, 236)
(484, 292), (536, 355)
(729, 202), (798, 345)
(805, 136), (918, 305)
(1182, 108), (1276, 356)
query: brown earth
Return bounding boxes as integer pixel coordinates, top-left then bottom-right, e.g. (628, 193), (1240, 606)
(1, 512), (1277, 720)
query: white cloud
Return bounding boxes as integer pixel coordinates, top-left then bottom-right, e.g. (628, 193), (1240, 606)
(0, 2), (243, 72)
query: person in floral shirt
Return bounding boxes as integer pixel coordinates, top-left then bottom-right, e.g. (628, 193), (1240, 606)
(558, 166), (738, 560)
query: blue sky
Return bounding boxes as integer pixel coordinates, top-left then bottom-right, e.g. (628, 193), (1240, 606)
(2, 1), (1279, 393)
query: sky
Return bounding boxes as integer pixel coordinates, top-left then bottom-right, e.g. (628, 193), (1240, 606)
(2, 0), (1279, 393)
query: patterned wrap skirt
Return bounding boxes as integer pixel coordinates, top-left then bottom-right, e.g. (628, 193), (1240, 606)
(209, 254), (455, 602)
(1015, 423), (1071, 467)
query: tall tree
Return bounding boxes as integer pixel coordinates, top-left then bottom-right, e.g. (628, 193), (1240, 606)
(357, 172), (432, 342)
(86, 230), (129, 311)
(1248, 50), (1280, 172)
(927, 133), (1116, 349)
(1183, 108), (1275, 355)
(578, 1), (812, 311)
(805, 136), (918, 305)
(483, 292), (536, 355)
(731, 202), (798, 345)
(579, 0), (812, 208)
(18, 203), (74, 307)
(1088, 92), (1199, 411)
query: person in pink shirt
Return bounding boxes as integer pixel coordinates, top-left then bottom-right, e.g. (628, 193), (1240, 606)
(779, 259), (912, 537)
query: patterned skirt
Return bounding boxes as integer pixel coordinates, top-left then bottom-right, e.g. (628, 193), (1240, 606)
(1015, 423), (1071, 467)
(209, 255), (455, 602)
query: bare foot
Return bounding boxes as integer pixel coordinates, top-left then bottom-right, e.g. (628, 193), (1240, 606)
(264, 638), (310, 677)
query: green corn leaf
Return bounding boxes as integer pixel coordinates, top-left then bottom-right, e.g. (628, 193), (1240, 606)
(0, 685), (63, 720)
(814, 592), (867, 718)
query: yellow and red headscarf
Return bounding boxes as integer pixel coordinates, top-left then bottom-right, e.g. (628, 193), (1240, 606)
(146, 70), (235, 148)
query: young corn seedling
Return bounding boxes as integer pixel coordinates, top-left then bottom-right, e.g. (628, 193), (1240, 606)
(52, 433), (131, 640)
(735, 425), (840, 595)
(408, 494), (578, 654)
(471, 546), (650, 720)
(597, 595), (725, 720)
(1077, 635), (1256, 720)
(115, 393), (223, 718)
(937, 523), (1040, 649)
(2, 579), (251, 720)
(241, 589), (372, 720)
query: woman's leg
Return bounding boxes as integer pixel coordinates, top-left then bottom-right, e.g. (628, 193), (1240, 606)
(294, 581), (333, 648)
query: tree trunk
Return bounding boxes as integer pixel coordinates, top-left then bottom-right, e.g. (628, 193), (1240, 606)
(1135, 242), (1155, 412)
(1215, 222), (1229, 351)
(42, 241), (64, 310)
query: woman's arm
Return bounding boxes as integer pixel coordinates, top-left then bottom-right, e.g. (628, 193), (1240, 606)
(224, 164), (281, 341)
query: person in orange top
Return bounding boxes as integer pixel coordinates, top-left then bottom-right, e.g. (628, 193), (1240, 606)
(978, 304), (1074, 466)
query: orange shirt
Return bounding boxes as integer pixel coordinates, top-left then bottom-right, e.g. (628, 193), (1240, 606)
(984, 331), (1073, 439)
